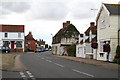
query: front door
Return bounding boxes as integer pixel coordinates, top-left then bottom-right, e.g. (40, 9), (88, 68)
(11, 41), (14, 49)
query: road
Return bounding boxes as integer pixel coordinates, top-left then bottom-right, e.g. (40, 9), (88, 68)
(2, 51), (118, 80)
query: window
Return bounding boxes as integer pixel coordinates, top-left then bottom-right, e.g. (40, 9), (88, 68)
(100, 41), (104, 52)
(101, 20), (106, 28)
(16, 41), (22, 48)
(3, 41), (9, 47)
(28, 41), (31, 44)
(5, 33), (8, 38)
(18, 33), (21, 38)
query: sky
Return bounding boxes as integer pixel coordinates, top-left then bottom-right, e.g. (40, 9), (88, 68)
(0, 0), (119, 45)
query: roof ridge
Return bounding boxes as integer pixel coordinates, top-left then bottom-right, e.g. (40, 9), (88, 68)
(103, 3), (120, 5)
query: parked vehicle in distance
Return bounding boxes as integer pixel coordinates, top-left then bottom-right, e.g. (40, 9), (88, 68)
(35, 48), (42, 53)
(0, 46), (10, 53)
(35, 48), (46, 53)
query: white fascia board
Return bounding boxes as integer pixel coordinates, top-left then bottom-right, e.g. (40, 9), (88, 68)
(102, 4), (110, 16)
(96, 3), (110, 22)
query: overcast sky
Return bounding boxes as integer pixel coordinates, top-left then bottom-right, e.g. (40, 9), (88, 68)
(0, 0), (119, 45)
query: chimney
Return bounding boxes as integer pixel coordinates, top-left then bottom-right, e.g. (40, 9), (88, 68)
(29, 31), (32, 36)
(63, 21), (70, 28)
(90, 22), (95, 27)
(63, 22), (66, 28)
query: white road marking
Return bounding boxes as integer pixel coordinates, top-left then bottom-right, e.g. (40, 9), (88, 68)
(19, 72), (26, 78)
(41, 58), (44, 59)
(26, 71), (34, 78)
(54, 63), (64, 67)
(72, 69), (94, 77)
(26, 71), (32, 75)
(46, 60), (52, 62)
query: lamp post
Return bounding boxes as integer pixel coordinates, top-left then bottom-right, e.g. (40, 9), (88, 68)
(91, 9), (98, 21)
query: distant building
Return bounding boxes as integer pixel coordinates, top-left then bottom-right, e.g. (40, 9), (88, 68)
(96, 3), (120, 61)
(0, 24), (25, 52)
(52, 21), (80, 55)
(36, 39), (45, 48)
(25, 32), (37, 51)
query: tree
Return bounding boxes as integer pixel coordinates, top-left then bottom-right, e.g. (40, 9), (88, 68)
(65, 44), (76, 57)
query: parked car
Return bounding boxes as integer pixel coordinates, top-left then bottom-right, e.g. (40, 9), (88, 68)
(0, 46), (10, 53)
(35, 48), (42, 53)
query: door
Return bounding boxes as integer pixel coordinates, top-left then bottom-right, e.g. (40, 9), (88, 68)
(11, 41), (14, 49)
(79, 47), (85, 58)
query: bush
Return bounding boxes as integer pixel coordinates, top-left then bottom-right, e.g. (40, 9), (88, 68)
(65, 44), (76, 57)
(113, 45), (120, 64)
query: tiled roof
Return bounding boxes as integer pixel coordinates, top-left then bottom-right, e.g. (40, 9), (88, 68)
(0, 25), (24, 32)
(91, 36), (97, 43)
(104, 3), (120, 15)
(85, 26), (97, 36)
(25, 32), (36, 41)
(85, 37), (90, 43)
(52, 24), (80, 44)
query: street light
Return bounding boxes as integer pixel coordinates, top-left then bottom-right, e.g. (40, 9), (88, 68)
(91, 8), (98, 21)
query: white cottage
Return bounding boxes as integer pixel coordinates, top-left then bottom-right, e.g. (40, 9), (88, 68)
(0, 25), (25, 52)
(76, 22), (97, 59)
(52, 21), (80, 55)
(96, 3), (120, 61)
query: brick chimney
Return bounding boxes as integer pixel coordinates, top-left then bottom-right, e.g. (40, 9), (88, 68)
(90, 22), (95, 27)
(63, 22), (66, 28)
(29, 31), (32, 36)
(63, 21), (70, 28)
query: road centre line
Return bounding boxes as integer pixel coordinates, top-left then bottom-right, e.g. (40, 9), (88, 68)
(72, 69), (94, 77)
(41, 58), (44, 59)
(46, 60), (52, 62)
(54, 63), (64, 67)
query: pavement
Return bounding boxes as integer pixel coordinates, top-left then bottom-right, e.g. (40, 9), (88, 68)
(52, 54), (119, 70)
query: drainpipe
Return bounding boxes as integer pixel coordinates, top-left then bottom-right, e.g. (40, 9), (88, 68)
(118, 29), (120, 46)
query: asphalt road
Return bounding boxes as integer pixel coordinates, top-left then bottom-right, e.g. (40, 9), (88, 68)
(2, 51), (119, 79)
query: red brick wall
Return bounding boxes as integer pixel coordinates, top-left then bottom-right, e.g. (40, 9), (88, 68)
(25, 40), (36, 51)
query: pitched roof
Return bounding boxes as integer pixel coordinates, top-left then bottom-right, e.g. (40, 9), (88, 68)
(91, 36), (97, 43)
(85, 26), (97, 36)
(104, 3), (120, 15)
(52, 24), (80, 44)
(25, 32), (36, 41)
(0, 25), (24, 32)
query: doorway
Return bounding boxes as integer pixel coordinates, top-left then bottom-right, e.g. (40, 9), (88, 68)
(11, 41), (15, 49)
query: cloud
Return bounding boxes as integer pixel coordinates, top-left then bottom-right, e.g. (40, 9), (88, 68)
(28, 1), (70, 20)
(0, 1), (32, 16)
(69, 1), (98, 19)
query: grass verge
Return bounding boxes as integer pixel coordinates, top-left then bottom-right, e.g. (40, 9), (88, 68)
(0, 54), (17, 71)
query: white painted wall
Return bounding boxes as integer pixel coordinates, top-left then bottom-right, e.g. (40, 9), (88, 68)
(1, 32), (24, 40)
(52, 43), (61, 55)
(97, 6), (119, 61)
(0, 32), (25, 51)
(61, 37), (78, 45)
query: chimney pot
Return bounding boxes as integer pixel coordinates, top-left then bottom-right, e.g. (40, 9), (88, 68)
(90, 22), (95, 27)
